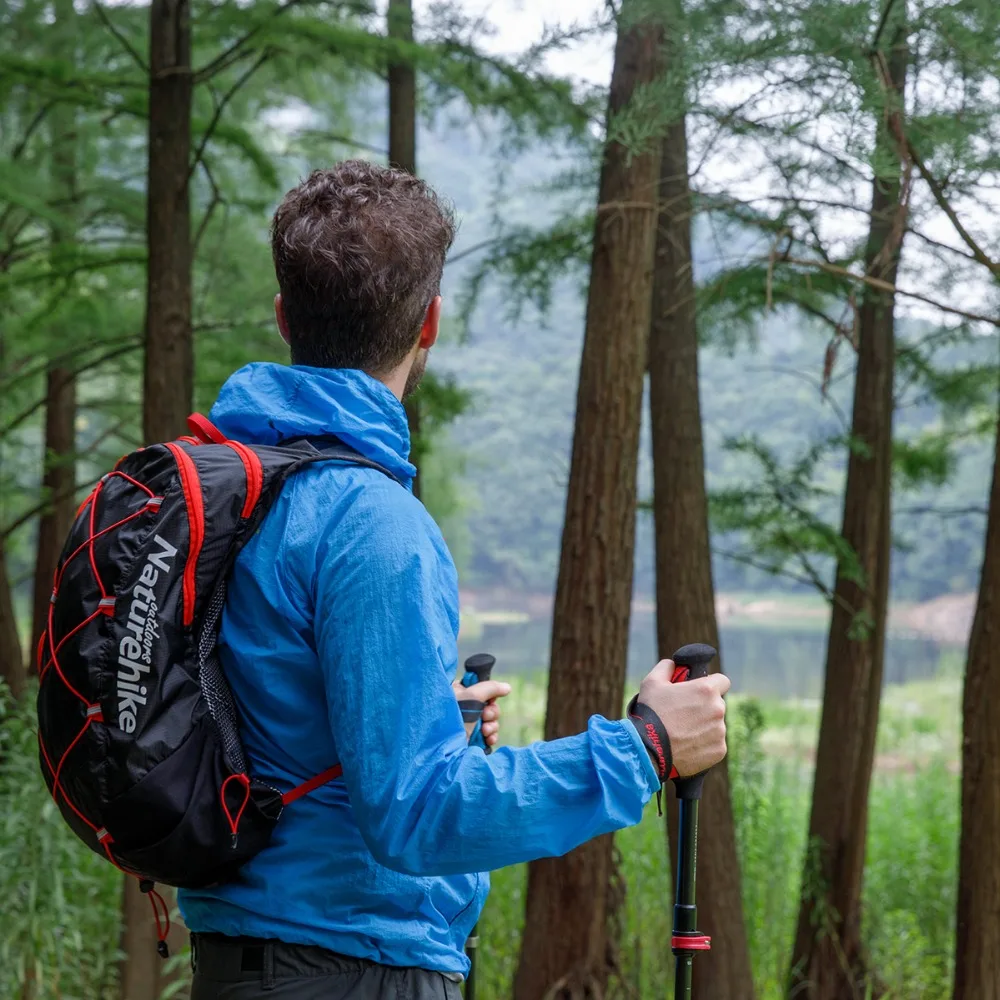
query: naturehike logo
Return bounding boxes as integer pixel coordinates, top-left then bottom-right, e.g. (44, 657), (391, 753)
(116, 534), (177, 733)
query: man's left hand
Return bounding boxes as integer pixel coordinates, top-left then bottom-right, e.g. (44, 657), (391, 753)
(452, 678), (511, 748)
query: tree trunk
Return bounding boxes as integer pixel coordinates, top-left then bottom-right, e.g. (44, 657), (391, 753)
(143, 0), (193, 445)
(513, 9), (663, 999)
(0, 320), (24, 700)
(650, 107), (756, 1000)
(119, 877), (161, 1000)
(387, 0), (422, 498)
(788, 9), (908, 998)
(31, 368), (76, 670)
(953, 395), (1000, 1000)
(387, 0), (416, 176)
(120, 0), (194, 993)
(30, 0), (78, 676)
(0, 543), (25, 700)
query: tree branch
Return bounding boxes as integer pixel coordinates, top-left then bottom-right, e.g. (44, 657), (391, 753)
(93, 2), (148, 73)
(193, 159), (223, 252)
(896, 504), (988, 518)
(0, 341), (141, 439)
(0, 335), (140, 395)
(779, 255), (1000, 327)
(193, 0), (305, 83)
(869, 0), (901, 55)
(908, 145), (1000, 279)
(445, 238), (501, 269)
(296, 131), (388, 156)
(1, 420), (131, 539)
(10, 104), (53, 162)
(188, 52), (270, 182)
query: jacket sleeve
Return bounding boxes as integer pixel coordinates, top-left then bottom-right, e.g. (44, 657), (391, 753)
(313, 479), (660, 877)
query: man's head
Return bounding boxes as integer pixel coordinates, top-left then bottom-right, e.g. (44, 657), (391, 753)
(270, 160), (456, 398)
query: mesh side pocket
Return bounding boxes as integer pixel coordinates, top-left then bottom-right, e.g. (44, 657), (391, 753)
(198, 584), (249, 775)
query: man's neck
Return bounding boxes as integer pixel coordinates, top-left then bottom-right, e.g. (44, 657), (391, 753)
(377, 354), (418, 402)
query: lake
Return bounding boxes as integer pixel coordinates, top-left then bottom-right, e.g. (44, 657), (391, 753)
(457, 610), (950, 700)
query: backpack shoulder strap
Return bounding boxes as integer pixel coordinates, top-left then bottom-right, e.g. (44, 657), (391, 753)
(278, 436), (403, 487)
(184, 414), (404, 488)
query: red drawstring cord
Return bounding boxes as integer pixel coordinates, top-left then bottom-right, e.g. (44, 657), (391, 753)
(95, 833), (172, 959)
(143, 882), (172, 958)
(220, 773), (252, 847)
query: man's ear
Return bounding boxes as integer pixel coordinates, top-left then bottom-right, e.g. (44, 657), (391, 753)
(275, 293), (291, 347)
(418, 296), (442, 350)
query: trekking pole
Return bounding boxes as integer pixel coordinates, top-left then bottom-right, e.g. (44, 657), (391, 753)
(459, 652), (496, 1000)
(669, 643), (718, 1000)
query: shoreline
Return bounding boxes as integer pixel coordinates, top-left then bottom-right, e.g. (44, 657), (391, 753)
(459, 588), (976, 648)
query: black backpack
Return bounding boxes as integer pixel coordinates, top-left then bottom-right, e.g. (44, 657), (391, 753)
(36, 413), (398, 953)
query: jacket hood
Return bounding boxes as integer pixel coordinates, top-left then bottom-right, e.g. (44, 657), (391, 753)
(209, 363), (416, 486)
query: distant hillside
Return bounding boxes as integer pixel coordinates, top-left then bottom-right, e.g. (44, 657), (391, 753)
(413, 117), (996, 605)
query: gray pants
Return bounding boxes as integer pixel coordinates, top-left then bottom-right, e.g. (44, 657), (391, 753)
(190, 934), (464, 999)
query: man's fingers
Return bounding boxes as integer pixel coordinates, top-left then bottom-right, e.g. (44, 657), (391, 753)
(705, 672), (731, 696)
(648, 658), (676, 683)
(481, 721), (499, 744)
(482, 703), (501, 723)
(463, 680), (511, 704)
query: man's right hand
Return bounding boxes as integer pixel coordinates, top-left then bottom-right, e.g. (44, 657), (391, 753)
(636, 659), (730, 778)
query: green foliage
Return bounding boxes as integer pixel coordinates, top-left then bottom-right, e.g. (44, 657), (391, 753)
(466, 677), (960, 999)
(440, 294), (995, 601)
(0, 674), (960, 999)
(0, 686), (122, 1000)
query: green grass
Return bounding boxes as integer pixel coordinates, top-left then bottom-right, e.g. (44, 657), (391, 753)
(0, 675), (961, 999)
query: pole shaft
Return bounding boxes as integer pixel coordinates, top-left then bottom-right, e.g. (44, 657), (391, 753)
(673, 800), (700, 998)
(466, 923), (478, 1000)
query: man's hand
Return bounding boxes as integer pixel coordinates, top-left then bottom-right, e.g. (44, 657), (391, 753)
(637, 660), (729, 777)
(452, 678), (511, 748)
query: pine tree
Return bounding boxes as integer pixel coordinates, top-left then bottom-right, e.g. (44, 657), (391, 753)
(648, 4), (754, 996)
(386, 0), (424, 498)
(30, 0), (79, 675)
(954, 389), (1000, 999)
(142, 0), (193, 446)
(513, 3), (664, 996)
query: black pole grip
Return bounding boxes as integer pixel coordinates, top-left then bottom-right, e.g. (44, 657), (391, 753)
(670, 643), (718, 801)
(464, 653), (495, 683)
(461, 654), (497, 757)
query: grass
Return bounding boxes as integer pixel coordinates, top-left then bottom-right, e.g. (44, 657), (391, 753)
(473, 686), (959, 1000)
(0, 673), (961, 999)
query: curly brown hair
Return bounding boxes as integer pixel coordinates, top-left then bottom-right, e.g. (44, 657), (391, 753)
(270, 161), (456, 374)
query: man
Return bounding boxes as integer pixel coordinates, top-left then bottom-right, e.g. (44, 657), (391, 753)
(179, 160), (730, 999)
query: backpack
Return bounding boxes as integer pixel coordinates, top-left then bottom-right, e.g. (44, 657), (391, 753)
(36, 413), (399, 953)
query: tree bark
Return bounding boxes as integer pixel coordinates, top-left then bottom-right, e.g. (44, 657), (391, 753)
(119, 0), (194, 993)
(0, 543), (25, 700)
(650, 106), (756, 1000)
(30, 0), (78, 676)
(119, 877), (162, 1000)
(387, 0), (416, 176)
(143, 0), (193, 445)
(788, 9), (908, 998)
(387, 0), (423, 498)
(0, 319), (24, 700)
(513, 9), (663, 999)
(953, 394), (1000, 1000)
(31, 368), (76, 670)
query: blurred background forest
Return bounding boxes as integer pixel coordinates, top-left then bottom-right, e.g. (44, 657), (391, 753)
(1, 0), (999, 998)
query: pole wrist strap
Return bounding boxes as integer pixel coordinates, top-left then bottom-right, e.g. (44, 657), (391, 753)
(626, 695), (676, 783)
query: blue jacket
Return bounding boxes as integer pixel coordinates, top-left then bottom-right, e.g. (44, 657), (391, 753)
(178, 363), (659, 975)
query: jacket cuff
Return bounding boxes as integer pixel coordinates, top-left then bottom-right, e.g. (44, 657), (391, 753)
(620, 719), (662, 795)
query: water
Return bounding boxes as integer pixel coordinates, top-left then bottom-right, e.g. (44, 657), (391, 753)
(457, 610), (948, 701)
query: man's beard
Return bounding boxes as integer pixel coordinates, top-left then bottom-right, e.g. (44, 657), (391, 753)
(403, 350), (428, 401)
